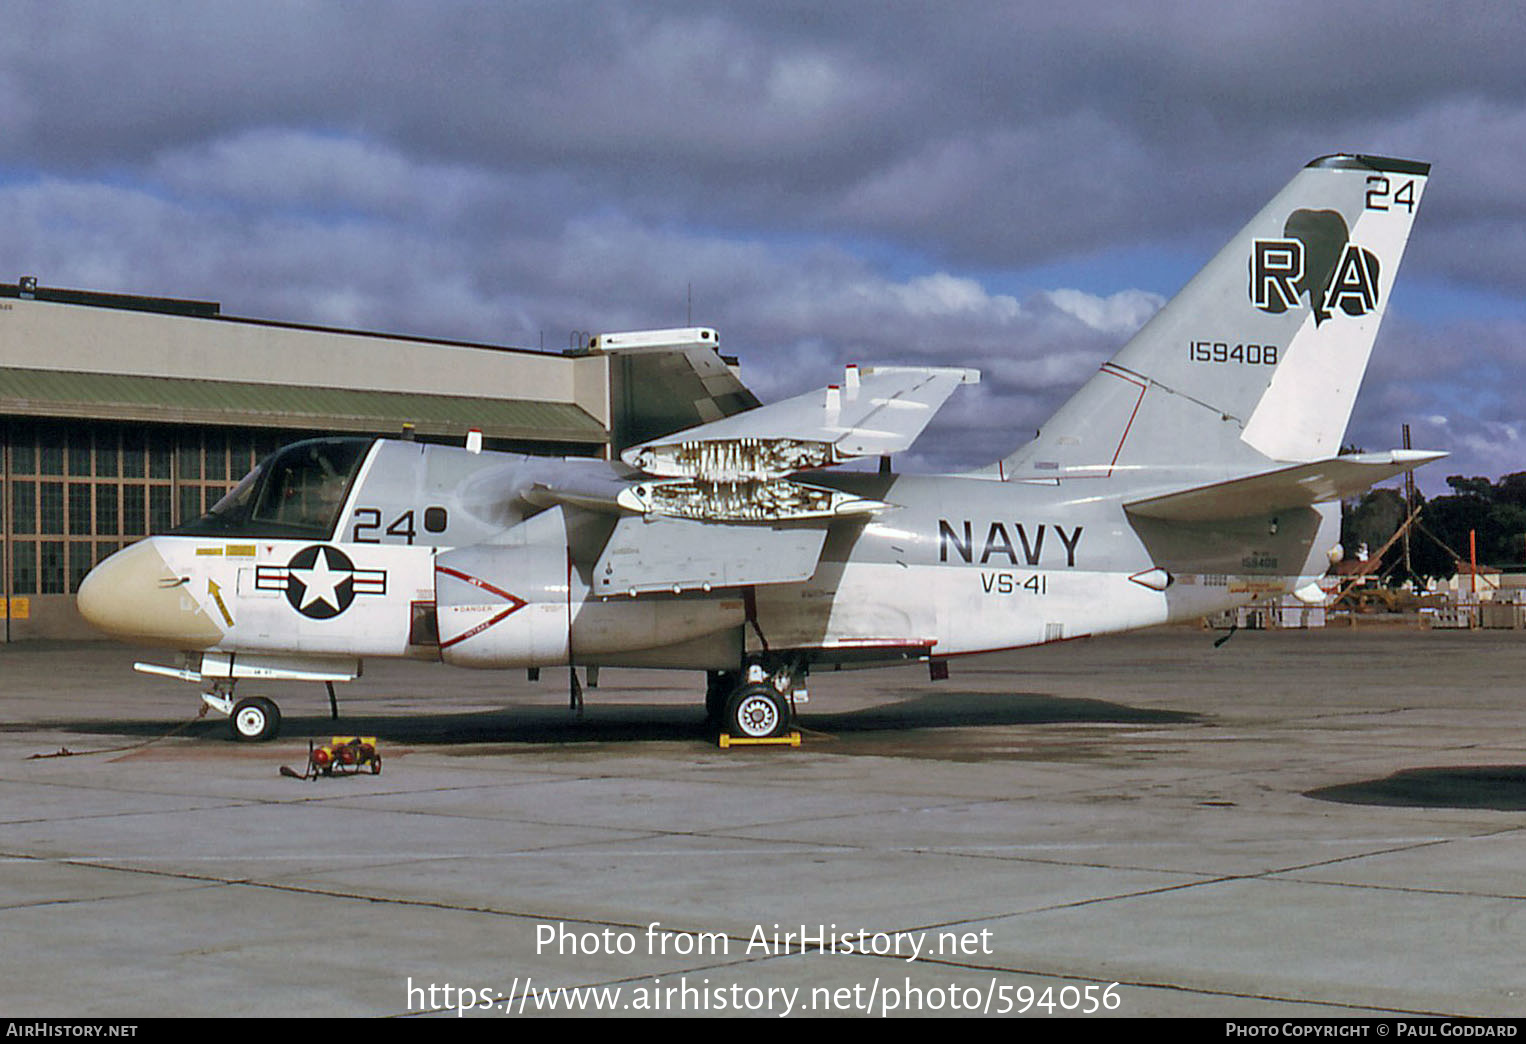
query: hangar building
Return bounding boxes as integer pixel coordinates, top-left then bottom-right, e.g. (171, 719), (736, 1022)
(0, 278), (753, 640)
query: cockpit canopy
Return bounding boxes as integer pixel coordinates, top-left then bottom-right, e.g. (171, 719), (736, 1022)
(173, 437), (373, 539)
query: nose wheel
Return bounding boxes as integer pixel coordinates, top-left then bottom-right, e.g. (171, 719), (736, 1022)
(230, 697), (281, 742)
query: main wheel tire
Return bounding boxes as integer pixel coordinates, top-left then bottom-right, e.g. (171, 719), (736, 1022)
(725, 684), (788, 739)
(230, 696), (281, 742)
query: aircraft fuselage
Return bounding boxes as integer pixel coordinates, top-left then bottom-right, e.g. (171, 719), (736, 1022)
(80, 437), (1332, 672)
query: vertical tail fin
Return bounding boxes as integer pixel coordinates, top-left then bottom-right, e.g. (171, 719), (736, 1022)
(1002, 155), (1429, 482)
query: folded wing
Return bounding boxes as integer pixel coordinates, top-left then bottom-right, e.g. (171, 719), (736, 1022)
(546, 364), (979, 592)
(622, 365), (979, 479)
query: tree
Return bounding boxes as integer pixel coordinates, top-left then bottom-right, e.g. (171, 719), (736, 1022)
(1341, 488), (1413, 582)
(1446, 475), (1494, 499)
(1336, 473), (1526, 583)
(1410, 474), (1526, 580)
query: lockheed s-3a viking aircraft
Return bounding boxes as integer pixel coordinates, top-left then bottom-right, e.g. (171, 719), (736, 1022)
(79, 155), (1441, 742)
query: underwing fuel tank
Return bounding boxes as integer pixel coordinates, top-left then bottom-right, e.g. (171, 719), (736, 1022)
(434, 509), (744, 668)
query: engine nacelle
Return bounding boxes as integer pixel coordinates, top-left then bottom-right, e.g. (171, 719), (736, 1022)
(436, 542), (571, 668)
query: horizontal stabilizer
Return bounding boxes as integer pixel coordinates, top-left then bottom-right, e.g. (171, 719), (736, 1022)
(593, 516), (827, 596)
(1124, 450), (1445, 521)
(623, 365), (978, 479)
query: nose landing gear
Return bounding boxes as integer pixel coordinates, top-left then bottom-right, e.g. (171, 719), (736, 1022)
(135, 654), (358, 744)
(199, 682), (283, 742)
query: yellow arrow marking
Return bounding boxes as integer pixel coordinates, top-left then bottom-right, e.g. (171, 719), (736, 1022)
(207, 579), (234, 628)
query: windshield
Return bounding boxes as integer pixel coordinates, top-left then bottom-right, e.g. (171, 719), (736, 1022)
(173, 437), (373, 538)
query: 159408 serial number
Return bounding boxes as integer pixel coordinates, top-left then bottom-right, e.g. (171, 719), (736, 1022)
(1188, 341), (1277, 365)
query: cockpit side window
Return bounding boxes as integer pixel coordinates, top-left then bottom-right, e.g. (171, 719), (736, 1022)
(172, 438), (373, 538)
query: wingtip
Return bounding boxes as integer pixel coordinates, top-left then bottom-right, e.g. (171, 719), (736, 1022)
(1342, 449), (1448, 467)
(1391, 448), (1449, 466)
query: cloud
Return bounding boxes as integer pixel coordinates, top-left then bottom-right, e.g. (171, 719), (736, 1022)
(1041, 288), (1164, 335)
(0, 2), (1522, 486)
(4, 2), (1519, 269)
(1343, 316), (1526, 495)
(150, 130), (501, 223)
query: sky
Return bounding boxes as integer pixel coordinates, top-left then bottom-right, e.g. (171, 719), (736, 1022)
(2, 1), (1523, 494)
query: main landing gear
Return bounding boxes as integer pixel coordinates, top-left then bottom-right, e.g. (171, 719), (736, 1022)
(706, 659), (803, 740)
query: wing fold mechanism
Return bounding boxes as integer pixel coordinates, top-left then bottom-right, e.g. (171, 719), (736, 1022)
(543, 364), (979, 593)
(611, 364), (976, 524)
(1124, 450), (1446, 522)
(616, 478), (886, 522)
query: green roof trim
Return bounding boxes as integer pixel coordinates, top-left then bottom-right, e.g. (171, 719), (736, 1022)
(0, 367), (606, 444)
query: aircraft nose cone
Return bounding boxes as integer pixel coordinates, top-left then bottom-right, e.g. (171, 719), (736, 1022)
(77, 541), (224, 646)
